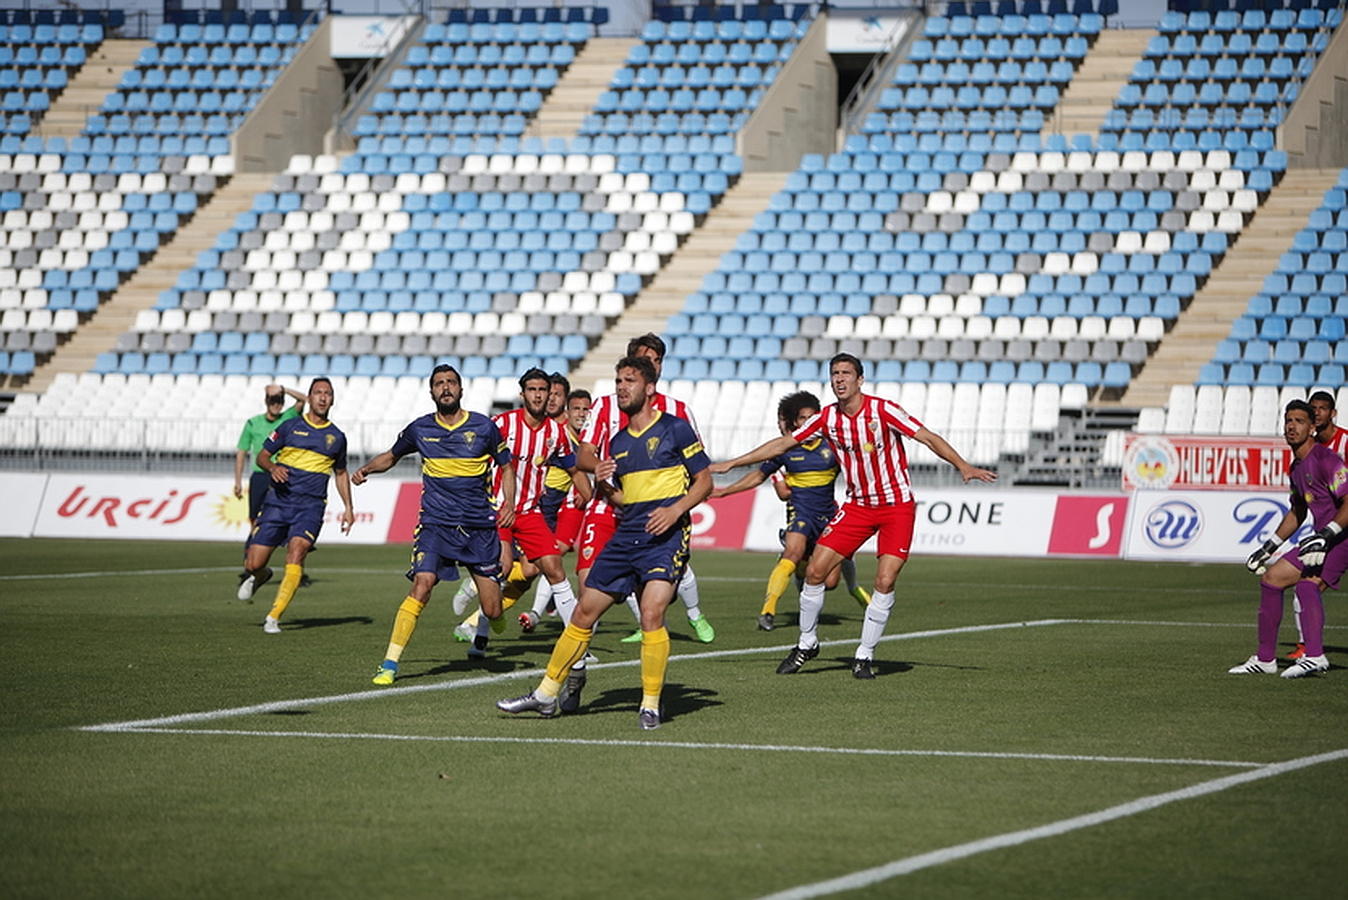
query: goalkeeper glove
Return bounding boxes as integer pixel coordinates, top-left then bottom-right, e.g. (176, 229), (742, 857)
(1297, 521), (1344, 572)
(1246, 538), (1281, 576)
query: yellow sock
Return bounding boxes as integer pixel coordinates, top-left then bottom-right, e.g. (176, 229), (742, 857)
(761, 558), (796, 616)
(384, 596), (426, 663)
(640, 627), (670, 710)
(462, 609), (480, 629)
(267, 564), (303, 621)
(505, 572), (539, 601)
(539, 623), (593, 694)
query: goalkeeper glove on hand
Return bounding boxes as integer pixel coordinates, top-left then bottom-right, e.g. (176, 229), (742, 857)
(1297, 521), (1343, 571)
(1246, 538), (1282, 576)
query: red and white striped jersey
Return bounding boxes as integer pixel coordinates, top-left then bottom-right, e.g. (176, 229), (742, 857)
(580, 390), (701, 516)
(492, 408), (576, 513)
(791, 394), (925, 507)
(1323, 424), (1348, 462)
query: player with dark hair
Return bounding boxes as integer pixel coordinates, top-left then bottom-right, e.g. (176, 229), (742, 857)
(712, 353), (996, 678)
(240, 377), (355, 633)
(520, 386), (593, 630)
(1286, 390), (1348, 660)
(575, 332), (716, 645)
(454, 368), (585, 655)
(234, 383), (307, 598)
(1234, 399), (1347, 678)
(711, 390), (870, 630)
(356, 364), (516, 684)
(496, 355), (713, 729)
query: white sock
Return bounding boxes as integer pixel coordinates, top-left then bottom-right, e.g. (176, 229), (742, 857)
(625, 593), (641, 623)
(1292, 593), (1305, 642)
(857, 590), (895, 660)
(841, 558), (859, 591)
(554, 582), (577, 626)
(797, 581), (825, 649)
(679, 566), (702, 620)
(532, 577), (555, 616)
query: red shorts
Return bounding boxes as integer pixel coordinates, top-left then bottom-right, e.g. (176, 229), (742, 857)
(816, 500), (916, 560)
(555, 505), (584, 549)
(575, 507), (617, 572)
(497, 510), (560, 562)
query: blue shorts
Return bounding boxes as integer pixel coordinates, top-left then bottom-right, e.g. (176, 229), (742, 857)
(782, 507), (834, 546)
(407, 522), (503, 584)
(247, 470), (273, 522)
(586, 524), (690, 599)
(248, 496), (325, 548)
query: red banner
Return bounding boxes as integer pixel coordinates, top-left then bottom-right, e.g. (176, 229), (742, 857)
(1121, 434), (1291, 492)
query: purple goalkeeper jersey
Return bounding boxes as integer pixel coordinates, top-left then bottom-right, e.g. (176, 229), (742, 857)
(1289, 442), (1348, 529)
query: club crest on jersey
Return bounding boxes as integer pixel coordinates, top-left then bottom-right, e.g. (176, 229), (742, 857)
(324, 434), (336, 449)
(646, 436), (661, 456)
(462, 431), (476, 445)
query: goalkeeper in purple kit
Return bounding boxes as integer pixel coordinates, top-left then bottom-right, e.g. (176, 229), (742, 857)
(1231, 399), (1348, 678)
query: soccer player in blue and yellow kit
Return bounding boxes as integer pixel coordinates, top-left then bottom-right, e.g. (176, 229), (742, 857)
(240, 377), (355, 634)
(497, 354), (712, 729)
(356, 364), (516, 685)
(710, 391), (870, 631)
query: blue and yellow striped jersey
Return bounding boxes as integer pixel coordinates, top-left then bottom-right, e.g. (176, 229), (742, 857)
(610, 411), (708, 533)
(759, 437), (839, 521)
(390, 411), (511, 527)
(261, 414), (348, 501)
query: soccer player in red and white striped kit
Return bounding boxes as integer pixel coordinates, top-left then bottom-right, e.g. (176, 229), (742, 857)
(712, 352), (997, 678)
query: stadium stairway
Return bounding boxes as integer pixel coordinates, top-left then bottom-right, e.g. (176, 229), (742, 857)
(570, 169), (788, 387)
(23, 171), (274, 392)
(529, 37), (639, 140)
(1122, 167), (1343, 409)
(1043, 27), (1153, 138)
(35, 39), (149, 140)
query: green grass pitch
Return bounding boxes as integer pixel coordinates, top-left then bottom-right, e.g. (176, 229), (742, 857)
(1, 538), (1345, 899)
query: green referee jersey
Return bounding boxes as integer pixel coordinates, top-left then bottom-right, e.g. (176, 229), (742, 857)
(237, 407), (300, 472)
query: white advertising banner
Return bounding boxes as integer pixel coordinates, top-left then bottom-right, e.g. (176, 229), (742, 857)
(329, 16), (415, 58)
(29, 473), (401, 544)
(0, 472), (47, 537)
(1123, 489), (1310, 563)
(742, 487), (1128, 558)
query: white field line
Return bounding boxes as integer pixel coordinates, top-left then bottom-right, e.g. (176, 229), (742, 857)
(756, 748), (1348, 900)
(80, 620), (1064, 732)
(113, 727), (1266, 770)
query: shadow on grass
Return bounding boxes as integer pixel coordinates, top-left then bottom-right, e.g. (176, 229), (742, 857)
(580, 681), (722, 723)
(283, 616), (375, 630)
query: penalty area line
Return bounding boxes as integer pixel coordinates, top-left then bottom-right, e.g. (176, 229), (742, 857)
(755, 748), (1348, 900)
(111, 727), (1266, 770)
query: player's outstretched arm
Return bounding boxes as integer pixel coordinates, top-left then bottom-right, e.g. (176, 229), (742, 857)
(912, 429), (997, 483)
(567, 465), (593, 505)
(233, 449), (247, 498)
(351, 450), (398, 485)
(710, 434), (798, 475)
(710, 467), (767, 499)
(333, 469), (356, 534)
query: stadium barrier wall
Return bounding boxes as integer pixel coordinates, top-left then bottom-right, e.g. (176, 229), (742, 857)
(1, 473), (1132, 561)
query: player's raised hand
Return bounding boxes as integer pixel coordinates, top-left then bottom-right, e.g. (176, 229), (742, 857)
(961, 465), (997, 483)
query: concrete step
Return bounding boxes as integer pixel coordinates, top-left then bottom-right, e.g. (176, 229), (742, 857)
(36, 39), (151, 139)
(530, 38), (639, 139)
(1042, 29), (1155, 139)
(24, 173), (276, 392)
(568, 172), (788, 388)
